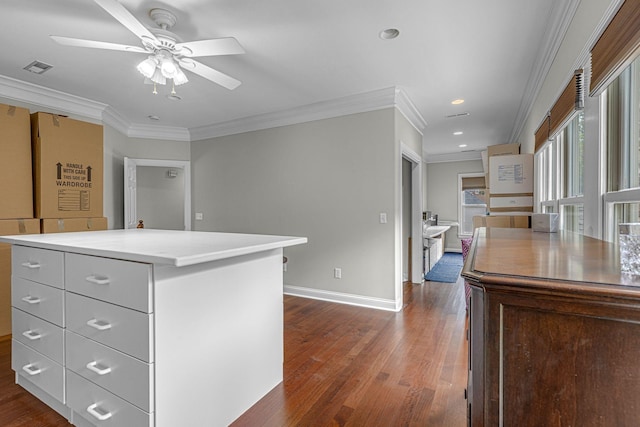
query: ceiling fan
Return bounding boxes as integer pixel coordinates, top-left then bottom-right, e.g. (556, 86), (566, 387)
(50, 0), (245, 91)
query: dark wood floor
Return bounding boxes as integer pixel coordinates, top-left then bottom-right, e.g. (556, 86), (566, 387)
(0, 279), (468, 427)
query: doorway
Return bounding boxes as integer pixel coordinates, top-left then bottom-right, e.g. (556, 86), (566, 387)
(398, 144), (423, 306)
(124, 158), (191, 230)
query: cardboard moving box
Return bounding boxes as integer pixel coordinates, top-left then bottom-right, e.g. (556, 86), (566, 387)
(41, 217), (108, 233)
(31, 113), (104, 219)
(0, 104), (33, 219)
(0, 218), (40, 337)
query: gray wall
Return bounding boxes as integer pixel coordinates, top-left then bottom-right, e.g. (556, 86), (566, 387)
(191, 109), (402, 304)
(135, 166), (185, 230)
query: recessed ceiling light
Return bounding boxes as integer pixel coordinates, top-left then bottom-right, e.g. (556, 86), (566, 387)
(451, 99), (465, 105)
(459, 144), (468, 148)
(379, 28), (400, 40)
(453, 131), (463, 135)
(148, 115), (160, 121)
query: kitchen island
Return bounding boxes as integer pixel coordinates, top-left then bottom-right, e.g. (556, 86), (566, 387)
(1, 229), (307, 427)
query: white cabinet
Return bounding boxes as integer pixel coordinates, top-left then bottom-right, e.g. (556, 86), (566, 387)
(11, 246), (68, 417)
(4, 229), (307, 427)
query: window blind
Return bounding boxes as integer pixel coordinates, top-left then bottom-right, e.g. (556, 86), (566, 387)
(461, 176), (486, 190)
(590, 0), (640, 95)
(549, 70), (583, 138)
(534, 115), (550, 153)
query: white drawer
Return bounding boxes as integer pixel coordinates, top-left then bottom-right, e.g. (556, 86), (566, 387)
(12, 246), (64, 289)
(65, 331), (154, 412)
(12, 277), (65, 327)
(67, 370), (152, 427)
(66, 292), (153, 363)
(65, 253), (152, 313)
(12, 308), (64, 364)
(12, 339), (65, 404)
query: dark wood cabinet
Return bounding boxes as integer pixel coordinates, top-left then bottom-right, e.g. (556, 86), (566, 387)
(462, 228), (640, 427)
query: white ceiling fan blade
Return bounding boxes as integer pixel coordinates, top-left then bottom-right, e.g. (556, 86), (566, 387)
(175, 38), (245, 57)
(181, 59), (241, 90)
(50, 35), (147, 53)
(94, 0), (159, 46)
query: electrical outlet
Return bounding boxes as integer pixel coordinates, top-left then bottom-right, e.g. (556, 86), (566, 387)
(334, 268), (342, 279)
(379, 212), (387, 224)
(195, 212), (203, 220)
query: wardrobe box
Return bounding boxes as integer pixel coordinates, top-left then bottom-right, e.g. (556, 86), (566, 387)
(0, 104), (33, 219)
(31, 112), (103, 218)
(41, 217), (108, 233)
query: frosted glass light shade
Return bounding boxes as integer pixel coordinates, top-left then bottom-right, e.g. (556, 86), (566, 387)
(137, 57), (157, 78)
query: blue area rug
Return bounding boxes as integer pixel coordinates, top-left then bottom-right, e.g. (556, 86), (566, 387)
(425, 252), (464, 283)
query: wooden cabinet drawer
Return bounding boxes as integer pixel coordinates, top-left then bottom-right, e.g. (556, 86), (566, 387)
(12, 246), (64, 289)
(66, 292), (153, 363)
(12, 277), (65, 327)
(65, 331), (153, 412)
(67, 370), (152, 427)
(12, 339), (65, 404)
(65, 253), (152, 313)
(12, 308), (64, 364)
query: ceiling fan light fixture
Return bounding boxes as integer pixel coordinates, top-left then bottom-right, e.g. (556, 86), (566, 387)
(150, 67), (166, 85)
(173, 68), (189, 85)
(137, 56), (158, 78)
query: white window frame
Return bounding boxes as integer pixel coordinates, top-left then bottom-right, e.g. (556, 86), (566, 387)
(601, 60), (640, 242)
(458, 172), (487, 238)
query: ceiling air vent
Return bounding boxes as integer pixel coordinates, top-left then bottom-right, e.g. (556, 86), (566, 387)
(445, 112), (470, 118)
(23, 61), (53, 75)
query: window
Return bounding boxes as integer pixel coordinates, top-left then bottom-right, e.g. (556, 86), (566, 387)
(536, 112), (585, 232)
(458, 173), (487, 236)
(562, 112), (585, 198)
(603, 56), (640, 241)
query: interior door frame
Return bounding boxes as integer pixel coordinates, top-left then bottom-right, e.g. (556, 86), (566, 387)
(124, 157), (191, 230)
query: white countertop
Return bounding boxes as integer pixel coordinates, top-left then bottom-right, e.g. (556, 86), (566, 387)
(0, 229), (307, 267)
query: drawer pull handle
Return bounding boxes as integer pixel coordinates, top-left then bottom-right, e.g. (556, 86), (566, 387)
(22, 363), (42, 376)
(22, 330), (42, 340)
(86, 275), (110, 285)
(86, 361), (112, 376)
(21, 296), (41, 305)
(87, 403), (113, 421)
(21, 261), (41, 270)
(87, 319), (112, 331)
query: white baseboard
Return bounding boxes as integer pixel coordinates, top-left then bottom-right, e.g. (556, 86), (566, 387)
(445, 247), (462, 253)
(284, 284), (401, 312)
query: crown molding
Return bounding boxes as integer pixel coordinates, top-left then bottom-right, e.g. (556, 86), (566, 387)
(102, 106), (191, 141)
(423, 150), (482, 164)
(508, 0), (581, 143)
(128, 123), (191, 141)
(190, 87), (426, 141)
(0, 74), (106, 122)
(395, 88), (427, 135)
(0, 75), (426, 143)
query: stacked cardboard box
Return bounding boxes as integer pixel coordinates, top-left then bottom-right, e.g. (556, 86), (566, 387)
(0, 103), (37, 337)
(31, 112), (108, 232)
(0, 110), (110, 337)
(489, 153), (534, 213)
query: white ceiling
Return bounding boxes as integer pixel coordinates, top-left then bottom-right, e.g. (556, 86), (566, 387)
(0, 0), (576, 160)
